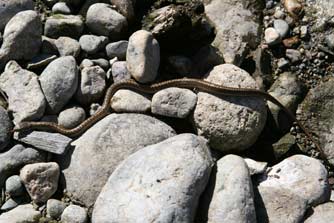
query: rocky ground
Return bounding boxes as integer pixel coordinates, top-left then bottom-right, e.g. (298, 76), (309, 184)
(0, 0), (334, 222)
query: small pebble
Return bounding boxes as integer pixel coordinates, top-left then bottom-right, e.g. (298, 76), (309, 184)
(284, 0), (302, 17)
(47, 199), (67, 219)
(61, 205), (88, 223)
(265, 27), (281, 45)
(300, 25), (308, 38)
(286, 49), (302, 63)
(277, 58), (290, 69)
(273, 19), (290, 38)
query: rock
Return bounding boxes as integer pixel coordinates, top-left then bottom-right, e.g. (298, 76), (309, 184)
(110, 90), (151, 113)
(61, 205), (88, 223)
(244, 158), (268, 175)
(44, 15), (84, 39)
(0, 0), (34, 30)
(55, 37), (81, 57)
(300, 25), (308, 38)
(259, 155), (330, 206)
(255, 186), (307, 223)
(0, 106), (12, 151)
(0, 10), (42, 70)
(13, 131), (72, 155)
(127, 30), (160, 83)
(0, 204), (41, 223)
(264, 27), (281, 45)
(151, 88), (197, 118)
(39, 56), (78, 114)
(305, 202), (334, 223)
(111, 61), (130, 83)
(198, 155), (256, 223)
(284, 0), (302, 17)
(59, 114), (176, 209)
(92, 134), (213, 223)
(91, 59), (110, 71)
(5, 175), (24, 197)
(0, 144), (46, 188)
(0, 61), (46, 124)
(268, 72), (305, 132)
(167, 55), (193, 76)
(272, 133), (296, 159)
(325, 34), (334, 50)
(0, 197), (22, 211)
(296, 77), (334, 165)
(52, 2), (71, 14)
(79, 35), (108, 54)
(286, 49), (302, 63)
(205, 0), (261, 65)
(80, 59), (94, 69)
(105, 40), (128, 60)
(193, 64), (267, 152)
(282, 36), (300, 48)
(75, 65), (106, 106)
(277, 58), (289, 69)
(58, 105), (86, 129)
(47, 199), (67, 219)
(20, 162), (60, 203)
(273, 19), (290, 38)
(86, 3), (127, 40)
(110, 0), (135, 21)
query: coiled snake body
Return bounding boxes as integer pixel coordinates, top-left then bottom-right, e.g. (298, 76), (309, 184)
(13, 78), (327, 161)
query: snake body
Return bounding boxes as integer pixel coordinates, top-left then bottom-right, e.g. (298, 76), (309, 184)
(13, 78), (327, 161)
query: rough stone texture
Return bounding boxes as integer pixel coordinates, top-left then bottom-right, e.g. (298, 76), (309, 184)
(259, 155), (330, 206)
(0, 144), (46, 187)
(309, 0), (334, 28)
(55, 36), (81, 57)
(0, 204), (41, 223)
(151, 87), (197, 118)
(61, 205), (88, 223)
(75, 65), (106, 106)
(304, 202), (334, 223)
(58, 105), (86, 129)
(111, 61), (131, 83)
(5, 175), (24, 197)
(205, 0), (261, 65)
(92, 134), (213, 223)
(59, 114), (176, 209)
(297, 77), (334, 165)
(13, 131), (72, 155)
(39, 56), (78, 114)
(0, 10), (42, 70)
(44, 15), (84, 39)
(0, 61), (46, 124)
(193, 64), (267, 152)
(127, 30), (160, 83)
(268, 72), (305, 132)
(0, 106), (12, 151)
(106, 40), (128, 60)
(79, 35), (108, 54)
(255, 185), (308, 223)
(0, 0), (34, 30)
(86, 3), (128, 40)
(110, 90), (151, 113)
(20, 162), (60, 203)
(110, 0), (135, 21)
(47, 199), (67, 219)
(244, 158), (268, 175)
(197, 155), (256, 223)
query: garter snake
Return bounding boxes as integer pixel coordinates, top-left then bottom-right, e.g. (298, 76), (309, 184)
(12, 78), (328, 162)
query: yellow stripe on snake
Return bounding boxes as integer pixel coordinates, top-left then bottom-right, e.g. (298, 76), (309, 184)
(12, 78), (328, 162)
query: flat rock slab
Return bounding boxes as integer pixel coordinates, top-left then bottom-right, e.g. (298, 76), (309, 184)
(14, 130), (72, 155)
(59, 113), (176, 209)
(92, 133), (213, 223)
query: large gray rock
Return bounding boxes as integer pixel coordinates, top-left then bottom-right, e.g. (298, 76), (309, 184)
(127, 30), (160, 83)
(60, 114), (176, 209)
(198, 155), (256, 223)
(259, 155), (330, 206)
(110, 90), (151, 113)
(193, 64), (267, 152)
(0, 0), (34, 31)
(111, 61), (130, 83)
(0, 10), (42, 70)
(151, 87), (197, 118)
(86, 3), (127, 40)
(205, 0), (261, 65)
(0, 106), (12, 151)
(55, 36), (81, 57)
(0, 204), (41, 223)
(58, 105), (86, 129)
(92, 133), (213, 223)
(305, 202), (334, 223)
(20, 162), (60, 203)
(79, 35), (108, 54)
(44, 15), (84, 39)
(39, 56), (78, 114)
(0, 61), (46, 124)
(0, 144), (46, 187)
